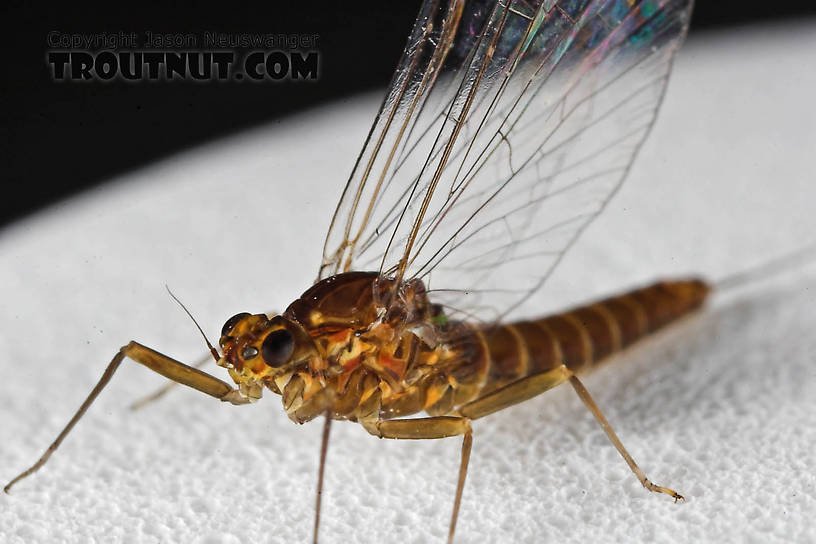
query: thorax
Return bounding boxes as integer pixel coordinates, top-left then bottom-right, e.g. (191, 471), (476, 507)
(276, 271), (456, 424)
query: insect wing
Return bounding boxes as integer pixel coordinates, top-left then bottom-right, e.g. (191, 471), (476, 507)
(320, 0), (694, 322)
(319, 0), (467, 279)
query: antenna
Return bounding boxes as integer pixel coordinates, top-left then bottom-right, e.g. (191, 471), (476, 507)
(165, 285), (221, 362)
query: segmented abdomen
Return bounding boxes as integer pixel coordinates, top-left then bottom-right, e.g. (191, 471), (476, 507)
(448, 278), (710, 404)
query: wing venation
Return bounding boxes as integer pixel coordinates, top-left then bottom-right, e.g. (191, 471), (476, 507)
(320, 0), (694, 322)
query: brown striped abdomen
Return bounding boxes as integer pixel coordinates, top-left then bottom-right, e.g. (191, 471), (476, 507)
(466, 278), (710, 399)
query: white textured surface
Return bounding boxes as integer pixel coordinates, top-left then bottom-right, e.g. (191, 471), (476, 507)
(2, 22), (816, 544)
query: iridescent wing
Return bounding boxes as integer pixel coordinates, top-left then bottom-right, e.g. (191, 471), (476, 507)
(320, 0), (694, 322)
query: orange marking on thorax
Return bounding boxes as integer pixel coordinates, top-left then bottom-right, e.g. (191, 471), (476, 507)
(335, 362), (360, 392)
(328, 329), (352, 344)
(378, 351), (409, 382)
(300, 372), (320, 401)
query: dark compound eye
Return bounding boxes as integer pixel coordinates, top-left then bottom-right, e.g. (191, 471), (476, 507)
(221, 312), (250, 337)
(241, 346), (259, 360)
(261, 329), (295, 368)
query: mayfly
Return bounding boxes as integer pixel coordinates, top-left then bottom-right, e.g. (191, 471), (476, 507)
(6, 0), (702, 542)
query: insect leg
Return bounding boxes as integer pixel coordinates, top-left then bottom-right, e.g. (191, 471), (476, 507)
(313, 412), (332, 544)
(569, 375), (684, 502)
(4, 341), (250, 493)
(453, 366), (682, 501)
(367, 416), (472, 544)
(130, 308), (280, 411)
(455, 364), (573, 420)
(129, 350), (212, 410)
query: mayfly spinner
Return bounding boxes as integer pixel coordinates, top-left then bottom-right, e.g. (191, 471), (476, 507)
(7, 0), (702, 542)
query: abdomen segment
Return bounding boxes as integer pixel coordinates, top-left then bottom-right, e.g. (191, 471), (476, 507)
(466, 278), (710, 400)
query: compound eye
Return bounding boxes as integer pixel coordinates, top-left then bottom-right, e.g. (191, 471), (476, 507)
(222, 312), (250, 337)
(261, 329), (295, 368)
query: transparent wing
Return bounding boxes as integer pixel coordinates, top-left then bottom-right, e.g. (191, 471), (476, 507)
(320, 0), (694, 322)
